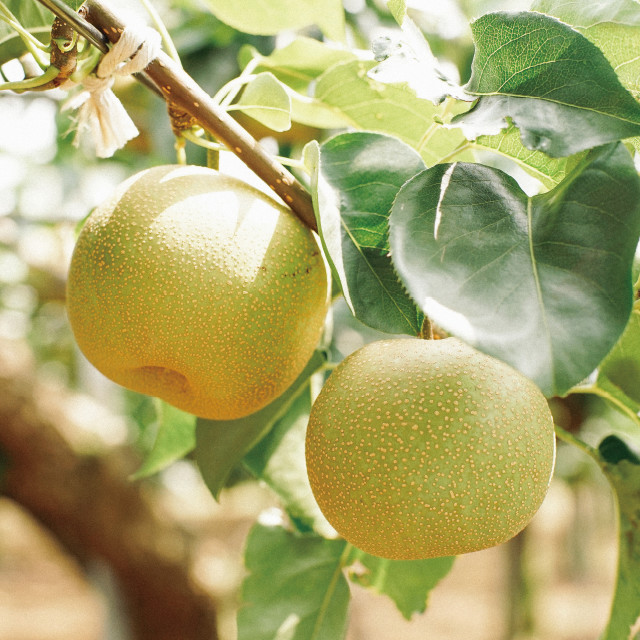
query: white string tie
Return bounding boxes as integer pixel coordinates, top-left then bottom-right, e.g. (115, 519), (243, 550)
(65, 25), (162, 158)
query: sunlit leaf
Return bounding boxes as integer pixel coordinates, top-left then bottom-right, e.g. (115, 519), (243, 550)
(132, 400), (196, 479)
(532, 0), (640, 101)
(387, 0), (407, 25)
(389, 143), (640, 396)
(309, 132), (426, 335)
(473, 125), (584, 191)
(350, 553), (455, 620)
(238, 523), (350, 640)
(238, 39), (355, 93)
(454, 11), (640, 156)
(314, 59), (468, 166)
(195, 351), (326, 499)
(201, 0), (345, 41)
(234, 72), (291, 132)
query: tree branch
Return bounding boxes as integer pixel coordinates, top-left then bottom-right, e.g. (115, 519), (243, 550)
(0, 340), (219, 640)
(82, 0), (318, 231)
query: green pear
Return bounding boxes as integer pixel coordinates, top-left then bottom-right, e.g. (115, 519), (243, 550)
(306, 338), (555, 560)
(67, 164), (330, 419)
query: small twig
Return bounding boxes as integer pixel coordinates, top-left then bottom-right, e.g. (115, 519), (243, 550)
(554, 423), (600, 462)
(51, 0), (317, 231)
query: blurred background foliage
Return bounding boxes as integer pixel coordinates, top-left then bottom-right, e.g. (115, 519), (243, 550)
(0, 1), (636, 639)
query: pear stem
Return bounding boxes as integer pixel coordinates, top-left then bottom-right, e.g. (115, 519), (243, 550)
(73, 0), (318, 231)
(419, 316), (434, 340)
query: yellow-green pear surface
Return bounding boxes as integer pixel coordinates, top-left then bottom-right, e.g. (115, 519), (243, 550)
(67, 165), (330, 420)
(305, 338), (555, 560)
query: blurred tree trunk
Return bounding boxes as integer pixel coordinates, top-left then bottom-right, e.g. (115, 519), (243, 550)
(0, 339), (219, 640)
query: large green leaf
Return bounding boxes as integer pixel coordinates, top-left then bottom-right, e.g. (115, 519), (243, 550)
(195, 351), (326, 499)
(596, 437), (640, 640)
(244, 390), (334, 537)
(309, 132), (426, 336)
(349, 553), (455, 620)
(532, 0), (640, 102)
(132, 400), (196, 479)
(201, 0), (345, 41)
(314, 59), (468, 166)
(454, 11), (640, 157)
(389, 143), (640, 397)
(238, 523), (350, 640)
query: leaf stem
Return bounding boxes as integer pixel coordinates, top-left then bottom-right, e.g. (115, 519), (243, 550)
(433, 140), (472, 166)
(554, 423), (599, 461)
(310, 542), (353, 640)
(139, 0), (181, 67)
(181, 129), (305, 170)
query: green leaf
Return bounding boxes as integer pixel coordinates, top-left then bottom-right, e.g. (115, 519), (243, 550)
(596, 445), (640, 640)
(389, 143), (640, 397)
(201, 0), (345, 41)
(238, 523), (350, 640)
(239, 39), (356, 93)
(387, 0), (407, 25)
(588, 300), (640, 426)
(454, 12), (640, 156)
(195, 351), (326, 499)
(350, 553), (455, 620)
(473, 124), (584, 190)
(599, 435), (640, 465)
(531, 0), (640, 102)
(0, 2), (52, 66)
(368, 22), (473, 106)
(244, 389), (334, 537)
(310, 132), (426, 336)
(235, 72), (292, 132)
(288, 91), (353, 130)
(132, 400), (196, 479)
(314, 59), (468, 166)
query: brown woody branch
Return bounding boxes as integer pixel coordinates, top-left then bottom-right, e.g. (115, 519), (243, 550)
(0, 340), (219, 640)
(82, 0), (318, 231)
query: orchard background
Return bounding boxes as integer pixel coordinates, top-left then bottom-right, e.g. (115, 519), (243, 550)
(1, 0), (640, 639)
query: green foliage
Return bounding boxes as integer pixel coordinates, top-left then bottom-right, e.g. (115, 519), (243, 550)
(350, 553), (455, 620)
(455, 11), (640, 156)
(473, 125), (583, 190)
(195, 351), (326, 499)
(0, 1), (52, 65)
(389, 143), (640, 397)
(314, 59), (468, 166)
(238, 38), (354, 93)
(238, 523), (350, 640)
(309, 131), (425, 335)
(9, 0), (640, 637)
(201, 0), (346, 41)
(238, 522), (455, 640)
(234, 72), (292, 131)
(244, 390), (333, 537)
(132, 400), (196, 479)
